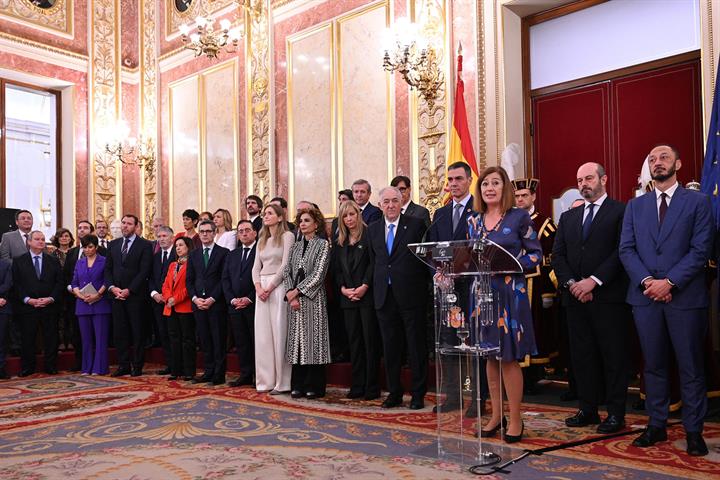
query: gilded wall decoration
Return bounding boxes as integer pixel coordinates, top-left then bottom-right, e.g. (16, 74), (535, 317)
(0, 0), (72, 37)
(475, 0), (487, 171)
(141, 0), (159, 237)
(414, 0), (448, 217)
(90, 0), (121, 223)
(246, 0), (274, 203)
(165, 0), (235, 38)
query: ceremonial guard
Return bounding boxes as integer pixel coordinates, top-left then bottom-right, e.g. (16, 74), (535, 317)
(512, 178), (558, 392)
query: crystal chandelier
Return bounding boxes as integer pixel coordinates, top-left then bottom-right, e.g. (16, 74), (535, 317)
(383, 14), (444, 108)
(104, 121), (155, 167)
(179, 0), (262, 59)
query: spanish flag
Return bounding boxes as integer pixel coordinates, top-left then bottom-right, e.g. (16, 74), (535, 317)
(444, 44), (479, 204)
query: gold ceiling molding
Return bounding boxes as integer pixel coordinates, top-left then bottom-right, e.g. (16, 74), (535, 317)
(0, 0), (73, 38)
(246, 0), (274, 203)
(414, 0), (448, 217)
(90, 0), (121, 224)
(140, 0), (159, 238)
(0, 30), (87, 71)
(165, 0), (236, 39)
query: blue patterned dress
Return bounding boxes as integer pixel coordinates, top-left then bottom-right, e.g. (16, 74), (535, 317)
(468, 207), (540, 361)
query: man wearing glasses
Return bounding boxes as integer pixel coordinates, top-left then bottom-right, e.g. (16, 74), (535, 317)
(391, 175), (431, 229)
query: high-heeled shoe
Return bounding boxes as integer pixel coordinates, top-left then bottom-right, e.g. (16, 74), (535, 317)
(477, 416), (507, 438)
(503, 420), (524, 443)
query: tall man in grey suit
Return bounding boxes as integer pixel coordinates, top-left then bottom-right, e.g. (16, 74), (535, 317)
(391, 175), (431, 229)
(619, 144), (714, 457)
(0, 209), (32, 262)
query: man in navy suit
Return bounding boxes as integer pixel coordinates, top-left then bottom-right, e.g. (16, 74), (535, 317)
(222, 220), (257, 387)
(149, 226), (177, 375)
(619, 144), (714, 457)
(12, 231), (63, 376)
(105, 214), (153, 377)
(353, 179), (382, 226)
(368, 186), (429, 409)
(187, 220), (230, 385)
(425, 161), (487, 416)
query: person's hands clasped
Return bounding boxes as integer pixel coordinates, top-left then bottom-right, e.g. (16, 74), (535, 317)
(643, 278), (673, 303)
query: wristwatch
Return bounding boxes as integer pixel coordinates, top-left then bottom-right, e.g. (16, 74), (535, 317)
(564, 279), (576, 289)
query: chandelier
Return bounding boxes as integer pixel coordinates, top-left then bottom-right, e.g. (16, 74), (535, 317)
(179, 0), (263, 59)
(383, 14), (444, 109)
(104, 121), (155, 167)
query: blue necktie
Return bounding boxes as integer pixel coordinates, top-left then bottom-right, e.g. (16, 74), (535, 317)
(582, 203), (595, 241)
(33, 255), (41, 278)
(386, 224), (395, 255)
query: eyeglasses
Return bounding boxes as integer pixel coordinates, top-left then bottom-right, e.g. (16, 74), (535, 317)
(198, 229), (213, 234)
(397, 186), (408, 192)
(237, 228), (253, 233)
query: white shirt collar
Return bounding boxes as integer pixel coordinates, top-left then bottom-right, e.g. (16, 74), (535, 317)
(242, 241), (256, 250)
(162, 247), (173, 255)
(585, 192), (607, 209)
(202, 242), (215, 252)
(401, 200), (411, 213)
(453, 193), (472, 209)
(528, 205), (536, 215)
(655, 182), (679, 200)
(385, 217), (400, 229)
(358, 202), (368, 210)
(124, 234), (137, 243)
(249, 214), (259, 221)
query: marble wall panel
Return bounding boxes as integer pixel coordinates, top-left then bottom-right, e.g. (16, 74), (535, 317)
(338, 3), (391, 205)
(203, 61), (239, 217)
(169, 75), (201, 227)
(121, 0), (139, 68)
(287, 23), (334, 216)
(121, 80), (140, 217)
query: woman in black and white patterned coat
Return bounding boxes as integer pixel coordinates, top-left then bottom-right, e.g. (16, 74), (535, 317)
(284, 206), (331, 399)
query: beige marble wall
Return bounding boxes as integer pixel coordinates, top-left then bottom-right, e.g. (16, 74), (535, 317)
(169, 75), (201, 223)
(287, 23), (335, 216)
(203, 61), (240, 216)
(337, 3), (392, 207)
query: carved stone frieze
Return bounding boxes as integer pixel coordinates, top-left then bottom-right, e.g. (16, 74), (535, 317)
(141, 0), (158, 237)
(0, 0), (71, 36)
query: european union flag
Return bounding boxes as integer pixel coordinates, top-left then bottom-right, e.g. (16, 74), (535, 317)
(701, 61), (720, 226)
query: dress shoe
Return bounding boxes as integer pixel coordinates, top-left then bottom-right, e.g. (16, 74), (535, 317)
(560, 390), (578, 402)
(478, 417), (507, 438)
(45, 368), (58, 375)
(229, 377), (253, 387)
(212, 377), (225, 386)
(686, 432), (709, 456)
(291, 390), (304, 399)
(191, 375), (212, 384)
(19, 370), (34, 377)
(157, 367), (171, 375)
(432, 401), (461, 414)
(503, 421), (524, 444)
(381, 395), (403, 409)
(269, 389), (289, 395)
(364, 392), (381, 401)
(346, 389), (365, 399)
(168, 375), (179, 381)
(306, 391), (320, 399)
(409, 398), (425, 410)
(111, 368), (130, 377)
(597, 415), (625, 434)
(0, 370), (9, 380)
(632, 426), (667, 447)
(565, 410), (600, 427)
(182, 376), (194, 381)
(131, 369), (142, 377)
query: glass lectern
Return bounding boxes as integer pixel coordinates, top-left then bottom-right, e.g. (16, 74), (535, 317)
(409, 238), (523, 467)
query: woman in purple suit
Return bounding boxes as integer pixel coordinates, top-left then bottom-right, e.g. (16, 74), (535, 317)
(71, 234), (111, 375)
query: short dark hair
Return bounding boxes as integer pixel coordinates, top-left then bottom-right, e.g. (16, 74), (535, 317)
(182, 209), (200, 221)
(122, 214), (139, 226)
(338, 189), (353, 199)
(51, 228), (74, 248)
(474, 166), (515, 214)
(270, 197), (288, 209)
(78, 220), (95, 232)
(237, 219), (253, 228)
(295, 207), (325, 235)
(15, 209), (32, 221)
(246, 195), (263, 208)
(198, 220), (216, 232)
(391, 175), (411, 188)
(175, 236), (195, 253)
(653, 143), (680, 160)
(80, 234), (99, 248)
(447, 161), (472, 178)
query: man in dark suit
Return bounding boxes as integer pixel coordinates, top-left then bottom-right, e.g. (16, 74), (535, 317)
(149, 226), (176, 375)
(63, 220), (106, 371)
(391, 175), (431, 229)
(12, 231), (63, 376)
(0, 259), (12, 378)
(425, 161), (486, 417)
(552, 162), (630, 434)
(95, 219), (111, 250)
(620, 145), (714, 457)
(352, 179), (382, 226)
(222, 220), (256, 387)
(368, 186), (429, 409)
(187, 220), (230, 385)
(245, 195), (264, 233)
(105, 214), (153, 377)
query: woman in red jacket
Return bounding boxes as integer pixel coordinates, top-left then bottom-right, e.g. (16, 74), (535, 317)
(163, 236), (195, 381)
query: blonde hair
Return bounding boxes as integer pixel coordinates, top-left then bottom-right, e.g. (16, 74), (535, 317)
(336, 200), (365, 246)
(213, 208), (233, 232)
(258, 204), (289, 250)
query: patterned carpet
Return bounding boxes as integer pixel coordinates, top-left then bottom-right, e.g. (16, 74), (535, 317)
(0, 371), (718, 479)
